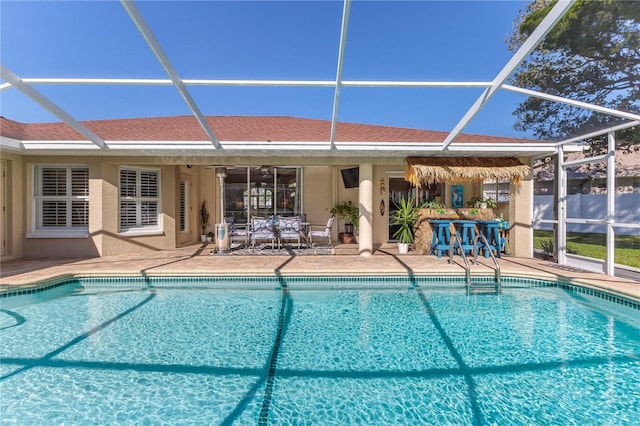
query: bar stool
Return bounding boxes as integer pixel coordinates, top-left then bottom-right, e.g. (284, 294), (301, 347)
(499, 221), (510, 254)
(477, 220), (501, 258)
(452, 220), (477, 255)
(429, 220), (452, 258)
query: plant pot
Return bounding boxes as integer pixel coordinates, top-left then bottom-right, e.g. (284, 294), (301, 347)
(206, 236), (213, 243)
(200, 235), (207, 243)
(344, 223), (354, 234)
(397, 242), (409, 254)
(339, 232), (354, 244)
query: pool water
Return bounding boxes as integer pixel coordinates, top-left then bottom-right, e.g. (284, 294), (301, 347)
(1, 280), (639, 425)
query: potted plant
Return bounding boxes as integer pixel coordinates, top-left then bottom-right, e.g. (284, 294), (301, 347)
(206, 231), (214, 243)
(329, 200), (359, 244)
(200, 201), (209, 242)
(467, 195), (497, 209)
(422, 199), (445, 209)
(390, 196), (420, 254)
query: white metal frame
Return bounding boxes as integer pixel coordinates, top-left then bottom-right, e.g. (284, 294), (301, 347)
(1, 0), (638, 275)
(2, 0), (637, 153)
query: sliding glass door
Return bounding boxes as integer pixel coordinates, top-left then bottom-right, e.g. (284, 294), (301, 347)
(223, 167), (302, 224)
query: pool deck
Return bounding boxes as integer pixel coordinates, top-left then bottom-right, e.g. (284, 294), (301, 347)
(1, 243), (638, 302)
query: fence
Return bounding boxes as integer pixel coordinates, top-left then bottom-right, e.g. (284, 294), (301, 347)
(533, 193), (640, 236)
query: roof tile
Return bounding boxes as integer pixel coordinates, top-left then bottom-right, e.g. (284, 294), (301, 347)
(1, 115), (534, 144)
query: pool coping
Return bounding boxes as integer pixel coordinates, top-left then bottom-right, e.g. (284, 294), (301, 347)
(1, 246), (638, 304)
(2, 271), (639, 311)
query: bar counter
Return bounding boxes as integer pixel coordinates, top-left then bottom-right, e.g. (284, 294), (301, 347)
(413, 208), (496, 255)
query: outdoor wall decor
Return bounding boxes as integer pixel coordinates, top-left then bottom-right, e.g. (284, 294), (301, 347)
(452, 185), (464, 208)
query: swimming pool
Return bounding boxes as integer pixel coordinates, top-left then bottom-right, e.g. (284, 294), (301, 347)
(1, 276), (639, 425)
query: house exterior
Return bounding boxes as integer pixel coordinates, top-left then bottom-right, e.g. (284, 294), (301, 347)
(534, 150), (640, 195)
(0, 115), (560, 260)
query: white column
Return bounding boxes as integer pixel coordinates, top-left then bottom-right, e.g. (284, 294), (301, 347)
(557, 145), (567, 265)
(358, 163), (373, 256)
(216, 169), (227, 222)
(509, 167), (534, 258)
(606, 132), (616, 276)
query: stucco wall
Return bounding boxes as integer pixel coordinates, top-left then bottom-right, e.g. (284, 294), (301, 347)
(303, 166), (335, 237)
(1, 156), (536, 258)
(509, 174), (534, 258)
(1, 153), (25, 259)
(23, 156), (101, 258)
(177, 166), (199, 246)
(100, 162), (178, 256)
(6, 156), (187, 258)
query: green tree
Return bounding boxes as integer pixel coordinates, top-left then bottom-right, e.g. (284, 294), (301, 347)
(508, 0), (639, 153)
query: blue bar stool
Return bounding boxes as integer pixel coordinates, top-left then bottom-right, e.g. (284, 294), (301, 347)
(452, 220), (477, 255)
(498, 221), (510, 254)
(429, 220), (452, 258)
(477, 220), (501, 258)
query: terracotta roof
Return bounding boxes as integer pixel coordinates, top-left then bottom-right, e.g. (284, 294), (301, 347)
(0, 115), (535, 144)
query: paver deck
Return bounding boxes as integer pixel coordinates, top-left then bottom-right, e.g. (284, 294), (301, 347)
(1, 243), (638, 302)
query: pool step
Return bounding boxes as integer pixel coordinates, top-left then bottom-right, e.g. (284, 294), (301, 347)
(468, 281), (501, 295)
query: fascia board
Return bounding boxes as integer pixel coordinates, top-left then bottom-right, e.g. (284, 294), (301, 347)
(21, 140), (103, 150)
(441, 143), (560, 153)
(11, 138), (577, 156)
(0, 136), (24, 151)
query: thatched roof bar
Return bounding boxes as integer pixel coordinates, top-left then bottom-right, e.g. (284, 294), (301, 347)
(405, 156), (530, 187)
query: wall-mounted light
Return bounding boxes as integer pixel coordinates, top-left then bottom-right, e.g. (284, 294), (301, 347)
(379, 177), (386, 194)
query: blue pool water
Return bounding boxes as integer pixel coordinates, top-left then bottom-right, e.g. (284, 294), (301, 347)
(1, 278), (639, 425)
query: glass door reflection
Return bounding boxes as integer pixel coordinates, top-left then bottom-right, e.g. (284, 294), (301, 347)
(223, 167), (302, 223)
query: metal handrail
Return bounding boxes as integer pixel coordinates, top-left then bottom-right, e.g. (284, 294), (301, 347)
(449, 232), (470, 288)
(473, 233), (501, 292)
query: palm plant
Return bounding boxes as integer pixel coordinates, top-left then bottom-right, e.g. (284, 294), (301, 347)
(390, 196), (420, 244)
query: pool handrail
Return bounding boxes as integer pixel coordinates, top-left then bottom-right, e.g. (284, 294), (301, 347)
(474, 233), (502, 292)
(448, 232), (471, 288)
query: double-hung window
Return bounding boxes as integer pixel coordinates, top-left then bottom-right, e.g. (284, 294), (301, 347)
(32, 165), (89, 237)
(119, 167), (161, 234)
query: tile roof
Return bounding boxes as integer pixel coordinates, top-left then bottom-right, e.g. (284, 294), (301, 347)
(1, 115), (536, 144)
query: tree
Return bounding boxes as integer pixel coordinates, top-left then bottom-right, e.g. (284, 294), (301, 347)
(508, 0), (639, 154)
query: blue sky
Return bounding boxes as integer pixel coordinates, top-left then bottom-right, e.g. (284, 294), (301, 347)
(1, 0), (535, 138)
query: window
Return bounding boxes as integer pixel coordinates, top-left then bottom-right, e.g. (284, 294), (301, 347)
(33, 165), (89, 235)
(179, 179), (189, 232)
(483, 179), (509, 203)
(119, 167), (161, 233)
(250, 187), (273, 210)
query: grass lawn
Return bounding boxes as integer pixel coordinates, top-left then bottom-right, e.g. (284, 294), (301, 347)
(533, 230), (640, 268)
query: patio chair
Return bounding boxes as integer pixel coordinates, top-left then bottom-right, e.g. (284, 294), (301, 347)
(278, 215), (303, 249)
(308, 215), (335, 249)
(250, 216), (277, 252)
(226, 216), (249, 248)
